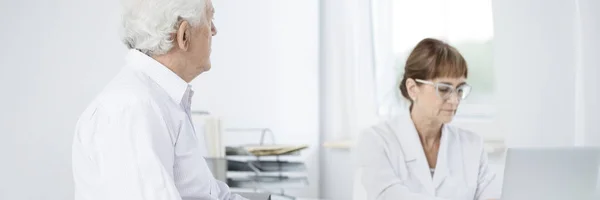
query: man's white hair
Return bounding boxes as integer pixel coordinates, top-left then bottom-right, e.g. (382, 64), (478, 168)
(121, 0), (208, 56)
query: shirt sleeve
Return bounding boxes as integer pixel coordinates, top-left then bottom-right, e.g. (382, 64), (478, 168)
(356, 130), (449, 200)
(75, 100), (182, 200)
(213, 179), (248, 200)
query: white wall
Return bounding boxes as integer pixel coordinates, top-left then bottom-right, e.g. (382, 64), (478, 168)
(490, 0), (600, 189)
(492, 0), (600, 147)
(0, 0), (125, 199)
(0, 0), (320, 199)
(580, 0), (600, 146)
(192, 0), (320, 198)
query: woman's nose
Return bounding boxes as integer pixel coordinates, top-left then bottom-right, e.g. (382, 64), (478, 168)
(446, 92), (460, 104)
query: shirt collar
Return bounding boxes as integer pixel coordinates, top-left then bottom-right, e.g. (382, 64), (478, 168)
(126, 49), (191, 105)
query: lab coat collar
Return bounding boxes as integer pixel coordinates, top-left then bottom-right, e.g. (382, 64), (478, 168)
(390, 111), (452, 194)
(126, 49), (191, 105)
(433, 125), (451, 190)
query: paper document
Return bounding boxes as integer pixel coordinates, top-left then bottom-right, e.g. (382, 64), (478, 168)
(244, 145), (308, 156)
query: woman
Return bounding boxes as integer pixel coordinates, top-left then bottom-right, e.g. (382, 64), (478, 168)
(357, 38), (499, 200)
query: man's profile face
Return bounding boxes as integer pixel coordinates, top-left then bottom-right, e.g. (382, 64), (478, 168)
(188, 0), (217, 75)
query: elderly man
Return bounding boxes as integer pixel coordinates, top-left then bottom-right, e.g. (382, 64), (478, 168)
(72, 0), (247, 199)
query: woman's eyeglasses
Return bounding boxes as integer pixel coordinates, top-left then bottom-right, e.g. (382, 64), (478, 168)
(415, 79), (472, 100)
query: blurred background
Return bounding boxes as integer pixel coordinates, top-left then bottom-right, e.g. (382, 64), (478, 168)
(0, 0), (599, 199)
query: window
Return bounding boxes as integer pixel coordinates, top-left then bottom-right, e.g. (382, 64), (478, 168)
(374, 0), (495, 119)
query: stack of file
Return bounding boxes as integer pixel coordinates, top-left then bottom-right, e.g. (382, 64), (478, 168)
(227, 175), (308, 189)
(226, 145), (308, 156)
(224, 144), (309, 198)
(228, 160), (306, 172)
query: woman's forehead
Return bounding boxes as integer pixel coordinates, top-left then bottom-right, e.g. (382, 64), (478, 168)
(432, 77), (466, 85)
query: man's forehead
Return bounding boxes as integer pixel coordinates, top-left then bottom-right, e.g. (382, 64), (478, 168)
(207, 0), (214, 11)
(203, 0), (214, 17)
(207, 3), (214, 15)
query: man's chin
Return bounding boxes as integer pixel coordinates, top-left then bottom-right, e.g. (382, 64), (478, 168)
(200, 63), (211, 73)
(440, 116), (455, 124)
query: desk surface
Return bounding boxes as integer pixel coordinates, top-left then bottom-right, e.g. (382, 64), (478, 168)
(237, 192), (271, 200)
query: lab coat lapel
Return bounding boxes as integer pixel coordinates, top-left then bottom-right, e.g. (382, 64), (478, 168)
(432, 125), (451, 190)
(391, 113), (436, 195)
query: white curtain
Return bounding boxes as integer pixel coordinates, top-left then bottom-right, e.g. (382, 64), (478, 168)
(371, 0), (407, 117)
(320, 0), (378, 143)
(319, 0), (379, 199)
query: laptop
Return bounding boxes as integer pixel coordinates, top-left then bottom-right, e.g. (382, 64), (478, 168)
(500, 147), (600, 200)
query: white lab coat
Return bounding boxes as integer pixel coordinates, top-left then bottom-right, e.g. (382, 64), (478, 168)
(72, 49), (246, 200)
(356, 112), (500, 200)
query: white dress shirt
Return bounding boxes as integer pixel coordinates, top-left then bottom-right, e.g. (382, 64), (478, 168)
(72, 49), (247, 200)
(356, 112), (500, 200)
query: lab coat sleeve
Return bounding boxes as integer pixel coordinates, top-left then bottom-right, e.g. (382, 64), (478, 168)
(84, 101), (183, 200)
(356, 130), (449, 200)
(214, 179), (248, 200)
(474, 139), (501, 200)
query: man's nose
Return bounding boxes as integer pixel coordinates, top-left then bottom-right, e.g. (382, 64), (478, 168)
(211, 22), (217, 36)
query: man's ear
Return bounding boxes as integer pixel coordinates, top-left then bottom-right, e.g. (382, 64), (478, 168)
(405, 78), (420, 102)
(176, 20), (190, 51)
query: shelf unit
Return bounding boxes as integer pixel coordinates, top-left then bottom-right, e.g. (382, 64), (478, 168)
(224, 128), (309, 200)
